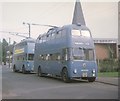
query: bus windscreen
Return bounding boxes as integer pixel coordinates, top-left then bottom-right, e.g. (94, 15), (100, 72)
(83, 49), (94, 61)
(73, 48), (94, 61)
(28, 54), (34, 60)
(73, 48), (84, 60)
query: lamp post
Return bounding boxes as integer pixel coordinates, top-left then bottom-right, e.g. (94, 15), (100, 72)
(7, 51), (10, 68)
(23, 22), (31, 38)
(8, 37), (11, 68)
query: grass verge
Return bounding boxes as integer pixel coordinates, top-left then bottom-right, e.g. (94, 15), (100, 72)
(98, 72), (119, 77)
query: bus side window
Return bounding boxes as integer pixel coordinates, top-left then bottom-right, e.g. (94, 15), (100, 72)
(49, 54), (53, 60)
(42, 36), (46, 43)
(47, 54), (50, 60)
(62, 48), (68, 61)
(51, 32), (55, 40)
(41, 55), (44, 60)
(40, 37), (42, 43)
(43, 54), (46, 60)
(61, 29), (66, 37)
(17, 56), (19, 60)
(45, 54), (48, 60)
(39, 55), (42, 60)
(56, 53), (61, 61)
(46, 35), (49, 41)
(56, 31), (61, 39)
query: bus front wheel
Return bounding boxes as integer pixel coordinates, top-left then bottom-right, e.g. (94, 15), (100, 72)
(22, 66), (26, 74)
(38, 67), (43, 77)
(88, 77), (96, 82)
(13, 65), (17, 72)
(62, 68), (70, 83)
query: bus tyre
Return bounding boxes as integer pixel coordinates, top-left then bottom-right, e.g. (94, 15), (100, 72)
(13, 65), (17, 72)
(88, 77), (96, 82)
(62, 68), (70, 83)
(38, 67), (43, 77)
(22, 66), (26, 74)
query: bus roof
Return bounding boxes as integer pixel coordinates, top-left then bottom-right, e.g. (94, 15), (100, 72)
(37, 24), (89, 39)
(15, 38), (35, 46)
(62, 24), (89, 30)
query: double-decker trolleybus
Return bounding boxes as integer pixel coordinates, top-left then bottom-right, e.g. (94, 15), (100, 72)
(34, 23), (97, 82)
(12, 38), (35, 73)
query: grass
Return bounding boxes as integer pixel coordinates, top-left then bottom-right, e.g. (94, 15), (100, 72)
(98, 72), (119, 77)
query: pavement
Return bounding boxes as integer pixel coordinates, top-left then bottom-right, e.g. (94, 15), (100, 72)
(96, 77), (119, 86)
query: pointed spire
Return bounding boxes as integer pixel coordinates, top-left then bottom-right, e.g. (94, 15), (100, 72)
(72, 0), (86, 25)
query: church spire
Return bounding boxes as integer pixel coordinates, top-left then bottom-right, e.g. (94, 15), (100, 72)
(72, 0), (86, 25)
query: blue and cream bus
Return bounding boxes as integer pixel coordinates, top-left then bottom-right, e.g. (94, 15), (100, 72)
(34, 24), (97, 82)
(12, 38), (35, 73)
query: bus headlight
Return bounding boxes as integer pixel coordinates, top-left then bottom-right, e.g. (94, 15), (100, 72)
(27, 63), (30, 67)
(93, 74), (95, 76)
(73, 69), (77, 74)
(92, 69), (95, 73)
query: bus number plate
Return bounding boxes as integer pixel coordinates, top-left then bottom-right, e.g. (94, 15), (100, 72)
(82, 72), (87, 77)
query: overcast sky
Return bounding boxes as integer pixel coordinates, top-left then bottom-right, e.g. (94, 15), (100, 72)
(0, 1), (118, 43)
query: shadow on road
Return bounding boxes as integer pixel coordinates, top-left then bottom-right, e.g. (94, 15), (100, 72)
(35, 75), (89, 84)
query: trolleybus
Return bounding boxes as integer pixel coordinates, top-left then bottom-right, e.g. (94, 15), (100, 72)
(34, 24), (97, 82)
(12, 38), (35, 73)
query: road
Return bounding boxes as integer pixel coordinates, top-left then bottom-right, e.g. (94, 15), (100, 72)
(2, 65), (118, 99)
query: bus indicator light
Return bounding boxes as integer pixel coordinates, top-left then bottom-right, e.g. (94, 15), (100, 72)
(73, 69), (77, 74)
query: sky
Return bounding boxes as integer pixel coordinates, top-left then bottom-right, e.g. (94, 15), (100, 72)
(0, 1), (118, 44)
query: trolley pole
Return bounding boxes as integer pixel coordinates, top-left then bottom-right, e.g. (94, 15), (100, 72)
(28, 23), (30, 38)
(23, 22), (31, 38)
(8, 37), (11, 68)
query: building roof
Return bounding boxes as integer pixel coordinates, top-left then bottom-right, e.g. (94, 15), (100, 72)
(93, 38), (118, 44)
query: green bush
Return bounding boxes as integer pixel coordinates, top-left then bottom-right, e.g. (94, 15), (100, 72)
(98, 59), (119, 72)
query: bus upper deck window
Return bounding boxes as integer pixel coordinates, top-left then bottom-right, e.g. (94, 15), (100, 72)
(42, 36), (46, 42)
(81, 30), (90, 37)
(56, 31), (61, 38)
(47, 34), (51, 41)
(39, 37), (42, 43)
(72, 30), (80, 36)
(51, 33), (55, 39)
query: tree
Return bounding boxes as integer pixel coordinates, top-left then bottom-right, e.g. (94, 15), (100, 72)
(2, 38), (8, 65)
(13, 41), (16, 45)
(0, 41), (2, 64)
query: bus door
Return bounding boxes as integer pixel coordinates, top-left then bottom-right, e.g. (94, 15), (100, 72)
(47, 53), (62, 75)
(53, 53), (62, 75)
(61, 48), (70, 68)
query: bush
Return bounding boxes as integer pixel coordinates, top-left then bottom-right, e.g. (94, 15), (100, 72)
(98, 59), (119, 72)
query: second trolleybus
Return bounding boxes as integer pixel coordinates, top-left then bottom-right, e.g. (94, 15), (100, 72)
(12, 38), (35, 73)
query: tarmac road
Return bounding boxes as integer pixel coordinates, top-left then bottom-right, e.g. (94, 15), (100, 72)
(2, 65), (118, 99)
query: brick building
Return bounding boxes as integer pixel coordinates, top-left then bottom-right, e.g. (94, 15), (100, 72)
(94, 38), (118, 60)
(118, 2), (120, 60)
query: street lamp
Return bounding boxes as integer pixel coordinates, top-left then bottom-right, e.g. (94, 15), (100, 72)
(7, 51), (10, 68)
(23, 22), (31, 38)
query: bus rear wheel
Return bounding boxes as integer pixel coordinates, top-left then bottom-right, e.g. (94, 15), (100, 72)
(22, 66), (26, 74)
(38, 67), (43, 77)
(62, 68), (70, 83)
(13, 65), (17, 72)
(88, 77), (96, 82)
